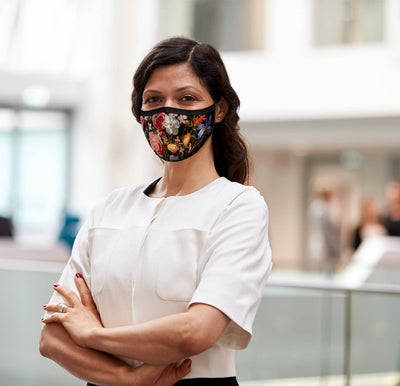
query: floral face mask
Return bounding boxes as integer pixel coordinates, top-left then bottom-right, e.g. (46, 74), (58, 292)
(140, 104), (215, 162)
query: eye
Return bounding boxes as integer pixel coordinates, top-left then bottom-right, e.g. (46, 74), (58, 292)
(180, 95), (197, 102)
(144, 96), (161, 104)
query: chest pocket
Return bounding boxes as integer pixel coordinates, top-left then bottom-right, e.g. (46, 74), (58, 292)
(88, 227), (122, 296)
(153, 228), (208, 302)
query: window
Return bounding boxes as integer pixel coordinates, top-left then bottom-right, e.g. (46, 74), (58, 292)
(0, 108), (69, 239)
(192, 0), (265, 51)
(157, 0), (266, 52)
(313, 0), (385, 46)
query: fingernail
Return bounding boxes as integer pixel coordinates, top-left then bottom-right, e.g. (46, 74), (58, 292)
(43, 304), (47, 309)
(41, 318), (44, 322)
(75, 273), (82, 279)
(53, 284), (60, 288)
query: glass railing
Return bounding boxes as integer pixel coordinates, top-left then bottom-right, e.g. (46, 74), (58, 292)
(0, 269), (79, 386)
(1, 262), (399, 385)
(237, 279), (400, 386)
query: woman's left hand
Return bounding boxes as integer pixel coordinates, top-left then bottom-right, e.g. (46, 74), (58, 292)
(42, 274), (103, 347)
(133, 360), (192, 386)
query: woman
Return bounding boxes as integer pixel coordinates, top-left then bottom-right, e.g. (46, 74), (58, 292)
(40, 37), (272, 386)
(353, 197), (386, 250)
(383, 181), (400, 236)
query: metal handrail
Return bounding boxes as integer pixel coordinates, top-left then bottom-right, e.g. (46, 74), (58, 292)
(265, 277), (400, 295)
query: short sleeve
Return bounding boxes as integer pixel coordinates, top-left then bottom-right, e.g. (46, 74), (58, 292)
(188, 188), (272, 350)
(45, 220), (91, 312)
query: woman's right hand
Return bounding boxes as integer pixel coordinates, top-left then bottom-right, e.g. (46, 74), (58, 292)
(132, 359), (191, 386)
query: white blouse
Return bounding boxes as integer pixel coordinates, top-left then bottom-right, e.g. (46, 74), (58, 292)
(48, 177), (272, 379)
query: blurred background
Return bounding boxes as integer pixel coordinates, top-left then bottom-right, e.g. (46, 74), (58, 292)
(1, 0), (400, 385)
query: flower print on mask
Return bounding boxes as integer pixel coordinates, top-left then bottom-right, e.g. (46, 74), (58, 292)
(197, 115), (214, 140)
(182, 133), (191, 147)
(194, 114), (206, 126)
(167, 143), (179, 154)
(140, 105), (215, 162)
(149, 131), (165, 157)
(163, 114), (180, 135)
(152, 113), (166, 131)
(178, 115), (187, 124)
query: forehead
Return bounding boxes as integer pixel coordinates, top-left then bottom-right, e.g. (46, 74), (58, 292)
(144, 63), (207, 91)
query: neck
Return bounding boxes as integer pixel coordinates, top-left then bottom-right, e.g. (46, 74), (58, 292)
(150, 139), (220, 198)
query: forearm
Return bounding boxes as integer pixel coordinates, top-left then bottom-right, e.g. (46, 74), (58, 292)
(86, 305), (229, 365)
(87, 313), (192, 365)
(40, 323), (134, 386)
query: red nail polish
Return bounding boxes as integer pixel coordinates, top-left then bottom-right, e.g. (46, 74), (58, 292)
(43, 304), (47, 308)
(53, 284), (60, 288)
(75, 273), (82, 279)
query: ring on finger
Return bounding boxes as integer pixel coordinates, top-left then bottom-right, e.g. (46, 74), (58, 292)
(58, 303), (68, 313)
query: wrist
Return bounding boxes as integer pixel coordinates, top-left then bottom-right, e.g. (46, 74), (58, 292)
(85, 326), (102, 349)
(115, 365), (136, 386)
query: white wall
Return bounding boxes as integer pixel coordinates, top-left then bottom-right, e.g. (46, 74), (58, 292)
(251, 148), (305, 266)
(223, 0), (400, 123)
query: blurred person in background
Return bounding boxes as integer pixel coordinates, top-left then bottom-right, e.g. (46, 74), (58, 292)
(383, 180), (400, 237)
(352, 197), (387, 250)
(40, 37), (272, 386)
(307, 183), (341, 273)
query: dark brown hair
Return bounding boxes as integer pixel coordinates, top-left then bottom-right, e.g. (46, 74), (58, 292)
(131, 37), (249, 184)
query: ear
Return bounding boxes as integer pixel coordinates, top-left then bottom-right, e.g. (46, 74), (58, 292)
(215, 98), (229, 123)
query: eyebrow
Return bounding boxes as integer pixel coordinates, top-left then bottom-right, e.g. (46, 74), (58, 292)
(175, 86), (201, 93)
(143, 89), (162, 95)
(143, 86), (201, 95)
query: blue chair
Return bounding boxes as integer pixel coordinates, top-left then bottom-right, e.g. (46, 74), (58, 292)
(58, 213), (80, 251)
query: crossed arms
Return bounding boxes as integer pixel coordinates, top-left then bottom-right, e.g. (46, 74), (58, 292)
(40, 274), (229, 386)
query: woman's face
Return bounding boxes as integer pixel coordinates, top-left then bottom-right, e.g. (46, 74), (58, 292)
(141, 63), (214, 111)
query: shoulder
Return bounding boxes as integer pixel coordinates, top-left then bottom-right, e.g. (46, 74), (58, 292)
(218, 178), (268, 210)
(96, 184), (146, 209)
(88, 183), (148, 226)
(211, 179), (269, 226)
